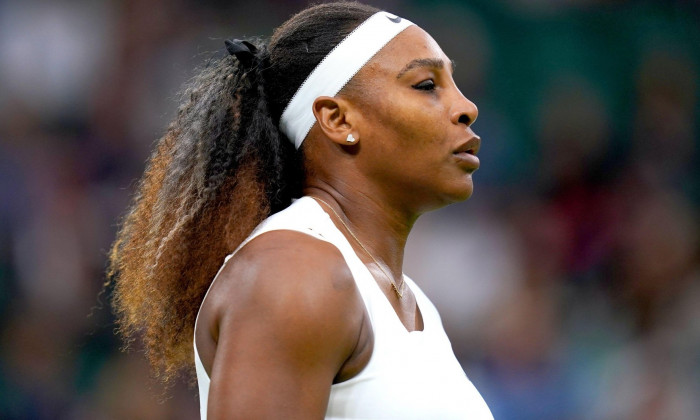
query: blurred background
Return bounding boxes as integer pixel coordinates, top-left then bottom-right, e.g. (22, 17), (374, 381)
(0, 0), (698, 418)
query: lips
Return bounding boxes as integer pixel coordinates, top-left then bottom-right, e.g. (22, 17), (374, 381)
(452, 135), (481, 171)
(454, 135), (481, 155)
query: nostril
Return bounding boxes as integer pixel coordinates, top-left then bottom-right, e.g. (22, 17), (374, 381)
(458, 114), (471, 126)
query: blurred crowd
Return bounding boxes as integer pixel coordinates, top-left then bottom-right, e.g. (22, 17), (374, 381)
(0, 0), (698, 419)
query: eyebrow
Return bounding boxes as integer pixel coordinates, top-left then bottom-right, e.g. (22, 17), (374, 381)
(396, 57), (456, 79)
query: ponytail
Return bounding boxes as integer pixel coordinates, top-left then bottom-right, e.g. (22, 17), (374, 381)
(108, 41), (296, 383)
(108, 1), (378, 384)
(229, 40), (301, 212)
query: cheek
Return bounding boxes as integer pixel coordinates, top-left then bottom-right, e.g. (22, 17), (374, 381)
(394, 113), (448, 162)
(367, 93), (444, 152)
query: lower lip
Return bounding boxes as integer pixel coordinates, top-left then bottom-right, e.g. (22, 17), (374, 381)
(453, 152), (480, 170)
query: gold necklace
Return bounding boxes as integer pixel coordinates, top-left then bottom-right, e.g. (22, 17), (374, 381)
(311, 196), (405, 299)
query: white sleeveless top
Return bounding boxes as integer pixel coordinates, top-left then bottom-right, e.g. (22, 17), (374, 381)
(194, 197), (493, 419)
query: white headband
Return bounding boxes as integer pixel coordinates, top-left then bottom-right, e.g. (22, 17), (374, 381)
(279, 11), (414, 149)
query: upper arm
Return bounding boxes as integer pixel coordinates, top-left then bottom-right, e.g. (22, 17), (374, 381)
(206, 230), (363, 420)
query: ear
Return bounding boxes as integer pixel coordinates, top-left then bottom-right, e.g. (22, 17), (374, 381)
(312, 96), (357, 146)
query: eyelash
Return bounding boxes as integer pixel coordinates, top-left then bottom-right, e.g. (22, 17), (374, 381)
(412, 79), (436, 91)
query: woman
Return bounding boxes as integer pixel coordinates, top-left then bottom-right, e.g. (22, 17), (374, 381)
(108, 2), (493, 419)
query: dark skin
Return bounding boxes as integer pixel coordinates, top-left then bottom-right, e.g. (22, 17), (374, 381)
(195, 26), (479, 419)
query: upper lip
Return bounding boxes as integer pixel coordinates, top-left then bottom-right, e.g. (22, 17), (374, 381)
(454, 135), (481, 155)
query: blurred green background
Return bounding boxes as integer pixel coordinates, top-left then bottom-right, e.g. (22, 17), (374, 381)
(0, 0), (698, 419)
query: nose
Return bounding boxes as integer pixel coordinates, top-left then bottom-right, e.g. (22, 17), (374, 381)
(451, 91), (478, 128)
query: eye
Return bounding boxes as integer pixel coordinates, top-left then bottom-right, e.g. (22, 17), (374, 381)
(412, 79), (436, 91)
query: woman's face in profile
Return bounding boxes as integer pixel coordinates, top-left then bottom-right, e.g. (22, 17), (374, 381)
(348, 26), (481, 210)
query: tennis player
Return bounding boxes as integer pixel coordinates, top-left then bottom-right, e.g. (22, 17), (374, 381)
(108, 2), (493, 419)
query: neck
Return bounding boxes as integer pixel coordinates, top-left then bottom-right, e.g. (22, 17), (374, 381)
(303, 182), (417, 278)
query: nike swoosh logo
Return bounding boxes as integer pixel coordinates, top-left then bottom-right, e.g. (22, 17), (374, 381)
(386, 15), (402, 23)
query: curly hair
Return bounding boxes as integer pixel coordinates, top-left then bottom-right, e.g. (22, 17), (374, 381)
(107, 2), (379, 384)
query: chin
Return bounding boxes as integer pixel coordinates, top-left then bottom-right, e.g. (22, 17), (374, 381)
(430, 178), (474, 210)
(448, 177), (474, 202)
(452, 187), (474, 203)
(408, 176), (475, 214)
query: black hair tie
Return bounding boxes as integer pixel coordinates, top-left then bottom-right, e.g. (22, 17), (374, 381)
(225, 39), (258, 70)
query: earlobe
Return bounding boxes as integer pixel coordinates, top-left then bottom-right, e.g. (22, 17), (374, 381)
(312, 96), (357, 146)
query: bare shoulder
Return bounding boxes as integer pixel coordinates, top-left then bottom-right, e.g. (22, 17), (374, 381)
(201, 229), (365, 418)
(196, 229), (362, 369)
(210, 229), (358, 316)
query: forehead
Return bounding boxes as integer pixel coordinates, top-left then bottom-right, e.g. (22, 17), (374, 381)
(361, 26), (448, 78)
